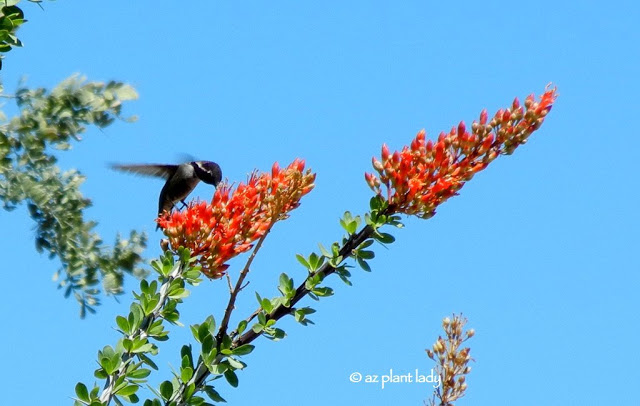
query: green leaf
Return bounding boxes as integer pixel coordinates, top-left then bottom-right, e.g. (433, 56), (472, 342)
(318, 243), (331, 258)
(358, 239), (374, 249)
(181, 367), (194, 383)
(208, 361), (227, 374)
(370, 195), (385, 211)
(278, 272), (293, 296)
(138, 353), (158, 370)
(115, 316), (129, 334)
(204, 386), (226, 403)
(159, 380), (173, 400)
(227, 357), (244, 370)
(295, 254), (310, 270)
(129, 303), (144, 331)
(232, 344), (254, 356)
(122, 338), (132, 352)
(224, 370), (239, 387)
(236, 320), (247, 335)
(128, 368), (151, 380)
(75, 383), (89, 402)
(374, 232), (395, 244)
(168, 287), (189, 300)
(311, 286), (333, 297)
(113, 84), (138, 101)
(198, 322), (211, 342)
(357, 257), (371, 272)
(261, 298), (273, 313)
(298, 306), (316, 315)
(204, 315), (216, 332)
(116, 384), (139, 396)
(181, 345), (193, 369)
(357, 250), (375, 260)
(251, 323), (264, 334)
(131, 343), (155, 353)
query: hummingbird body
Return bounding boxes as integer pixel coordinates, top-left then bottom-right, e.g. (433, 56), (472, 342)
(111, 160), (222, 216)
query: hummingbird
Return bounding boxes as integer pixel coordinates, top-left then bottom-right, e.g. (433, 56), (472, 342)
(111, 160), (222, 217)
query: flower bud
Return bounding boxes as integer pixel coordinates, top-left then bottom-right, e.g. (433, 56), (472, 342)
(271, 162), (281, 177)
(512, 97), (520, 110)
(372, 157), (384, 171)
(479, 109), (488, 125)
(381, 143), (390, 161)
(457, 121), (466, 136)
(502, 109), (511, 122)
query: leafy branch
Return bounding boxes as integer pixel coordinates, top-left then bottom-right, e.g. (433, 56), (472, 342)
(0, 75), (147, 316)
(74, 248), (202, 406)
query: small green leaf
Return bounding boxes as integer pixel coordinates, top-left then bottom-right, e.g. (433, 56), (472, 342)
(202, 335), (214, 357)
(251, 323), (264, 334)
(232, 344), (254, 356)
(295, 254), (310, 270)
(227, 357), (244, 370)
(128, 368), (151, 380)
(116, 316), (130, 334)
(357, 257), (371, 272)
(236, 320), (247, 335)
(116, 384), (139, 396)
(114, 84), (138, 101)
(139, 353), (158, 370)
(318, 243), (331, 258)
(204, 386), (226, 403)
(168, 287), (189, 300)
(209, 363), (228, 375)
(311, 286), (334, 297)
(181, 367), (194, 383)
(135, 344), (155, 354)
(75, 383), (89, 402)
(261, 298), (273, 313)
(159, 380), (173, 400)
(224, 370), (239, 387)
(374, 232), (395, 244)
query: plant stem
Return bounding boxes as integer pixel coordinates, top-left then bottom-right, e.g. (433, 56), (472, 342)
(216, 226), (272, 346)
(233, 224), (373, 347)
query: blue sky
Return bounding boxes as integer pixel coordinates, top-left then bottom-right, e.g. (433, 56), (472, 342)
(2, 1), (639, 405)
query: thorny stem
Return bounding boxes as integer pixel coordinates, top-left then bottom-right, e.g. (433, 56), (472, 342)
(233, 223), (374, 347)
(216, 225), (273, 347)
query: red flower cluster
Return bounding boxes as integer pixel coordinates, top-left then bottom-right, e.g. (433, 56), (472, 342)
(365, 86), (557, 218)
(157, 159), (315, 278)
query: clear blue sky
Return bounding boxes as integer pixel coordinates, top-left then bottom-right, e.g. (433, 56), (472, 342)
(2, 1), (639, 405)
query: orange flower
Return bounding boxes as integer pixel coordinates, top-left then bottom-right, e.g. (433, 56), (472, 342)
(157, 159), (316, 278)
(365, 86), (557, 218)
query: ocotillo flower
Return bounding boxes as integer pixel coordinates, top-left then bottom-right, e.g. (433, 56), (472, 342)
(157, 159), (316, 278)
(365, 86), (557, 218)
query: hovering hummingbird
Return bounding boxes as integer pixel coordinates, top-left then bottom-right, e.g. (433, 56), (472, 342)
(111, 160), (222, 217)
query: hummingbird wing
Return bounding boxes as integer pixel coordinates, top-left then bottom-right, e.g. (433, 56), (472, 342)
(110, 164), (179, 180)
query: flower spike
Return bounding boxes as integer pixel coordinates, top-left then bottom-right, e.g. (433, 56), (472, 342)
(365, 86), (557, 218)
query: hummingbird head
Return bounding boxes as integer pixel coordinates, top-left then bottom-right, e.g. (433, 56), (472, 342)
(192, 161), (222, 187)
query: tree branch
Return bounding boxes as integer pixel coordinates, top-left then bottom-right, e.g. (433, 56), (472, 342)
(216, 226), (272, 346)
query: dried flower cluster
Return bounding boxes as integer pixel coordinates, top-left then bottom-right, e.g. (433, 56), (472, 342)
(157, 159), (315, 278)
(366, 86), (557, 218)
(426, 314), (474, 406)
